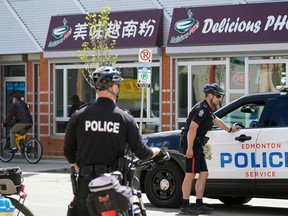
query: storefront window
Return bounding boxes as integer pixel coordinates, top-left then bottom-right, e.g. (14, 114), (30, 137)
(117, 67), (160, 133)
(178, 57), (225, 62)
(55, 68), (95, 133)
(178, 66), (188, 118)
(230, 57), (245, 90)
(194, 64), (226, 109)
(3, 65), (25, 77)
(67, 69), (95, 116)
(249, 63), (286, 93)
(55, 69), (63, 118)
(54, 65), (160, 134)
(177, 61), (226, 129)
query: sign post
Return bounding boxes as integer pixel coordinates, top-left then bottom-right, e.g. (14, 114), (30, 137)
(137, 66), (152, 134)
(138, 48), (152, 134)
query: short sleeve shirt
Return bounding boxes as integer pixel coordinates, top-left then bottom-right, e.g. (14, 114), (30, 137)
(186, 100), (215, 137)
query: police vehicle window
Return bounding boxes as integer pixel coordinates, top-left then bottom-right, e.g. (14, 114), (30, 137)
(269, 100), (288, 127)
(220, 103), (265, 129)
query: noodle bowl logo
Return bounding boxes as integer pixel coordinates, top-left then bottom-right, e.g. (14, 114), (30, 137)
(48, 18), (72, 47)
(170, 10), (199, 44)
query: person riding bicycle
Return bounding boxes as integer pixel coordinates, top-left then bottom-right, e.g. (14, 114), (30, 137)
(63, 66), (165, 216)
(1, 93), (33, 153)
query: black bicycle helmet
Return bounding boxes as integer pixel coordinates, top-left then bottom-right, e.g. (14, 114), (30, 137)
(92, 66), (124, 90)
(203, 83), (225, 95)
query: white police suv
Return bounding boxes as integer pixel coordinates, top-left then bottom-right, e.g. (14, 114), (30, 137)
(140, 88), (288, 208)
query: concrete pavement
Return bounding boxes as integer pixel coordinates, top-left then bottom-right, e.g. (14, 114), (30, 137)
(0, 156), (70, 173)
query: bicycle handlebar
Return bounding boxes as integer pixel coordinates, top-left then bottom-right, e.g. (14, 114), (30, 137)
(129, 150), (170, 171)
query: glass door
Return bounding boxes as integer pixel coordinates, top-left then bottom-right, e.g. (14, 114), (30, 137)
(5, 81), (26, 109)
(177, 59), (227, 129)
(247, 58), (287, 93)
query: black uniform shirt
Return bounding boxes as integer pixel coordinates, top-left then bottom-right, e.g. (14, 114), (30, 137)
(63, 97), (153, 168)
(186, 100), (215, 137)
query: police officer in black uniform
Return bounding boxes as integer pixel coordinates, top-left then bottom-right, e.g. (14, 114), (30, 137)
(64, 66), (162, 215)
(180, 83), (240, 215)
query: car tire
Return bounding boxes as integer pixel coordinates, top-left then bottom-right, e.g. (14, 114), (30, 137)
(144, 161), (184, 208)
(219, 197), (252, 205)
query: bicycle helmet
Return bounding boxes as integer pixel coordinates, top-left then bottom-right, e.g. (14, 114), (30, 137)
(203, 83), (225, 95)
(92, 66), (124, 90)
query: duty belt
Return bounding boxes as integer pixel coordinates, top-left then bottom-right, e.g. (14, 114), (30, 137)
(79, 164), (113, 178)
(195, 136), (209, 145)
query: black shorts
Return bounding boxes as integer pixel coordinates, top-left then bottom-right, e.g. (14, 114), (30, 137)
(186, 149), (208, 173)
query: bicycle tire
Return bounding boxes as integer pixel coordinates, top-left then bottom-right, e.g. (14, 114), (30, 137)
(9, 197), (34, 216)
(0, 137), (14, 162)
(24, 138), (43, 164)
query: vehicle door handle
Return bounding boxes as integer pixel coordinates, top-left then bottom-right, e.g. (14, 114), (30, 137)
(235, 134), (252, 143)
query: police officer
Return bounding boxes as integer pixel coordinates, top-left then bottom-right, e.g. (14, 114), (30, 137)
(180, 83), (240, 215)
(64, 66), (162, 215)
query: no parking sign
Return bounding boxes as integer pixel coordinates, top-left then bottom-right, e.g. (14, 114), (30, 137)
(139, 49), (152, 63)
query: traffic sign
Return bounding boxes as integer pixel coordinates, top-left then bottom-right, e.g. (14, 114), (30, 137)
(139, 49), (152, 62)
(137, 66), (152, 88)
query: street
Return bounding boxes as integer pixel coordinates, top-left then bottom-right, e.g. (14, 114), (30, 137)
(2, 158), (288, 215)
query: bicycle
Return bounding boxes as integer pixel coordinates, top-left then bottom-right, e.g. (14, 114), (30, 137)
(0, 167), (34, 216)
(0, 126), (43, 164)
(86, 149), (170, 216)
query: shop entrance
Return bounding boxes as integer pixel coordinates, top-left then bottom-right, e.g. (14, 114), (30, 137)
(5, 81), (26, 112)
(177, 59), (227, 128)
(176, 56), (288, 129)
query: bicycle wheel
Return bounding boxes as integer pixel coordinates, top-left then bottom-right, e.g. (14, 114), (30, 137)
(0, 137), (14, 162)
(9, 197), (34, 216)
(24, 138), (43, 164)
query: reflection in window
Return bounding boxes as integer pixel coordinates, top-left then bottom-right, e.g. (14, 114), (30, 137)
(55, 69), (64, 117)
(55, 68), (95, 133)
(117, 67), (160, 134)
(67, 69), (94, 116)
(220, 103), (265, 129)
(230, 57), (245, 90)
(3, 65), (25, 77)
(267, 100), (288, 127)
(249, 63), (286, 93)
(178, 66), (188, 118)
(197, 64), (226, 108)
(55, 66), (160, 134)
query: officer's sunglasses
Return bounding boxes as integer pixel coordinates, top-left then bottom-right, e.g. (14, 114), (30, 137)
(215, 94), (222, 99)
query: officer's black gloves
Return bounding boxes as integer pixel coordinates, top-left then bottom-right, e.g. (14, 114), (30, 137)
(153, 149), (170, 163)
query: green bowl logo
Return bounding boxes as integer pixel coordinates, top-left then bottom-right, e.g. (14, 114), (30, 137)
(52, 18), (69, 39)
(174, 10), (195, 33)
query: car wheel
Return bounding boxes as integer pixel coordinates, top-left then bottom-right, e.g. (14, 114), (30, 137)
(144, 161), (184, 208)
(219, 197), (252, 205)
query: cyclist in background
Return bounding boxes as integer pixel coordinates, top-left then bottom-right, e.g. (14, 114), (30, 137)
(1, 93), (33, 153)
(64, 66), (164, 215)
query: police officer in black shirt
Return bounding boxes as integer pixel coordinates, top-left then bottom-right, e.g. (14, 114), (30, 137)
(64, 66), (162, 215)
(180, 83), (240, 215)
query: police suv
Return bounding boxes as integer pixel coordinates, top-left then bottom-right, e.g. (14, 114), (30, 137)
(140, 88), (288, 208)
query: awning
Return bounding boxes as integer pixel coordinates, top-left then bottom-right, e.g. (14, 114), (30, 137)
(167, 2), (288, 47)
(44, 9), (163, 51)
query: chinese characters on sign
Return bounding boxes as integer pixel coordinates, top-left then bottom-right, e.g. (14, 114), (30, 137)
(45, 9), (163, 50)
(72, 19), (156, 42)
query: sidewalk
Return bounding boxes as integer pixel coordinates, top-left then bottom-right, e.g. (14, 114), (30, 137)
(0, 157), (70, 173)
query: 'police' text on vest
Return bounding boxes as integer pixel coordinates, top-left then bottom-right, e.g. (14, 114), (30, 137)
(85, 121), (120, 133)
